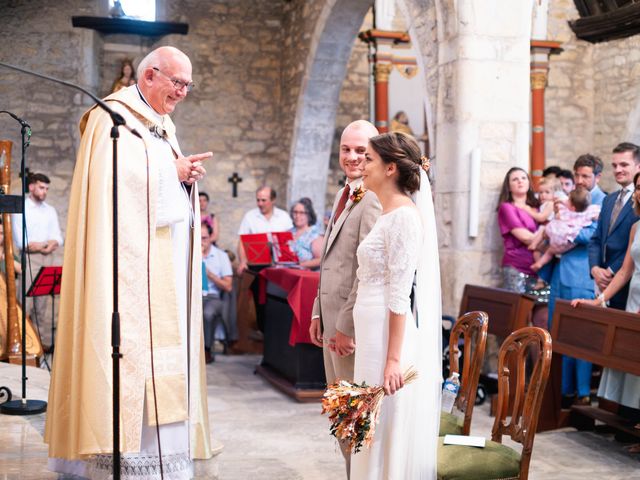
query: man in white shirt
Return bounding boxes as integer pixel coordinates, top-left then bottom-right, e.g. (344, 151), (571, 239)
(236, 185), (292, 336)
(12, 173), (63, 347)
(201, 222), (233, 363)
(236, 185), (292, 274)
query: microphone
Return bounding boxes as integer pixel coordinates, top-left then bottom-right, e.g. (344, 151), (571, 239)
(0, 62), (141, 139)
(0, 111), (32, 148)
(0, 111), (30, 130)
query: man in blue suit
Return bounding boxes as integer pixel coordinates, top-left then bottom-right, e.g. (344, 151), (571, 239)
(547, 188), (598, 405)
(589, 142), (640, 310)
(574, 154), (606, 206)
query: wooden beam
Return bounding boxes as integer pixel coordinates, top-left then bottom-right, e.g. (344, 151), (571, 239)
(72, 16), (189, 37)
(569, 3), (640, 43)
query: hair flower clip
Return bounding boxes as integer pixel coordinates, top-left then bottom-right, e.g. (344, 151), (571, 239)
(350, 185), (366, 203)
(420, 155), (431, 173)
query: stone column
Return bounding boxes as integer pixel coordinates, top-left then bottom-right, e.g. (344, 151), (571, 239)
(530, 40), (562, 188)
(435, 1), (533, 315)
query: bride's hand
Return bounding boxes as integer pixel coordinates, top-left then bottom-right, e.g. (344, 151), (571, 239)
(383, 360), (404, 395)
(570, 298), (600, 308)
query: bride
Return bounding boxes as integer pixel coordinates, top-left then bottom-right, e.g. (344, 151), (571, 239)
(350, 132), (441, 479)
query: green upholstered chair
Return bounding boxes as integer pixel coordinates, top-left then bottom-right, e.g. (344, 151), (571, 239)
(437, 327), (552, 480)
(439, 311), (488, 436)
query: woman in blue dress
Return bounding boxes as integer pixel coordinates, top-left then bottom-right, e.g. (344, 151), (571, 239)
(289, 197), (324, 269)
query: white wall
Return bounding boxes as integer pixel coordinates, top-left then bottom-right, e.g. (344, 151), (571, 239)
(389, 43), (428, 150)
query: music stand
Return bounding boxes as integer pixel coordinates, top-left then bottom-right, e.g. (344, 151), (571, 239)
(26, 266), (62, 354)
(240, 233), (272, 266)
(271, 231), (299, 265)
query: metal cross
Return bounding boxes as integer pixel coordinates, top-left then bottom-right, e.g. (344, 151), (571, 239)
(228, 172), (243, 198)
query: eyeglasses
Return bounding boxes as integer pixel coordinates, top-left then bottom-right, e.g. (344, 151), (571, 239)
(152, 67), (195, 92)
(292, 210), (307, 215)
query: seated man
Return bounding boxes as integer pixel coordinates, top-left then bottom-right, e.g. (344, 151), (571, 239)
(201, 222), (233, 363)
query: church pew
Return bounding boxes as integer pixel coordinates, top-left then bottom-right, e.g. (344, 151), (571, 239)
(550, 299), (640, 436)
(459, 285), (535, 339)
(458, 285), (538, 418)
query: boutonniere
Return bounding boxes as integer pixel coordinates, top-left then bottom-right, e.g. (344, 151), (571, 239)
(350, 185), (366, 204)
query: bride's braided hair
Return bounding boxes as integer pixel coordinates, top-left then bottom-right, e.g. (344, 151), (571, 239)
(369, 131), (422, 194)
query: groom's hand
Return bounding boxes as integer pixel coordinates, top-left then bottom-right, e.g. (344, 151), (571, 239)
(331, 330), (355, 357)
(309, 318), (323, 347)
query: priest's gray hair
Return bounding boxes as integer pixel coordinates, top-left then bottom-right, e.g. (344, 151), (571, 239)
(136, 46), (190, 79)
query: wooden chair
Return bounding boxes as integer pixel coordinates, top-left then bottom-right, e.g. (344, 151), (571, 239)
(437, 327), (552, 480)
(439, 311), (489, 436)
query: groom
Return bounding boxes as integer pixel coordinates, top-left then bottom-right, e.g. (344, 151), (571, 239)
(309, 120), (381, 474)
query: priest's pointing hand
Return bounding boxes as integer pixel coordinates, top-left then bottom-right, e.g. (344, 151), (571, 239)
(175, 151), (212, 184)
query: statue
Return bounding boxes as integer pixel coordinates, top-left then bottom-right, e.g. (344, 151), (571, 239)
(111, 59), (136, 93)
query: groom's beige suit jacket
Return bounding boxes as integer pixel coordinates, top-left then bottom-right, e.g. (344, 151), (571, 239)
(311, 181), (381, 383)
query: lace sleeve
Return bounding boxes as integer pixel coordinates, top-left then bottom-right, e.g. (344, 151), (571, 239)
(386, 207), (422, 314)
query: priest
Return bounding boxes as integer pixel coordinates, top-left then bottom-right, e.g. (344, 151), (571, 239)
(44, 46), (214, 479)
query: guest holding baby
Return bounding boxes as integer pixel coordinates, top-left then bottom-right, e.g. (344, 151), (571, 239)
(573, 154), (606, 206)
(530, 187), (600, 272)
(497, 167), (540, 293)
(527, 176), (560, 224)
(546, 185), (599, 405)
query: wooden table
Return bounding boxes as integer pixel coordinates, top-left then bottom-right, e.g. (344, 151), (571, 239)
(233, 270), (263, 354)
(255, 268), (325, 402)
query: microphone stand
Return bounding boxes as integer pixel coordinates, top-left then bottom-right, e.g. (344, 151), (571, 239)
(0, 62), (142, 480)
(0, 110), (47, 416)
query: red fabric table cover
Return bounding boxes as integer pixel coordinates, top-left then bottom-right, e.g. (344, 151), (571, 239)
(258, 267), (319, 346)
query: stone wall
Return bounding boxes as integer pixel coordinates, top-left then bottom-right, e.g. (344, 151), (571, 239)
(434, 1), (533, 315)
(280, 0), (329, 179)
(545, 0), (640, 194)
(545, 0), (595, 176)
(0, 0), (101, 266)
(0, 0), (297, 254)
(279, 0), (335, 219)
(286, 0), (373, 218)
(592, 34), (640, 192)
(0, 0), (616, 313)
(163, 0), (288, 251)
(326, 23), (371, 211)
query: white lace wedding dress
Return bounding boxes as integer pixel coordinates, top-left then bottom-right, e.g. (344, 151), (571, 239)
(350, 205), (439, 480)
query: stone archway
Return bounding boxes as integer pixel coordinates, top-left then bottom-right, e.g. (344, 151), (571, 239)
(286, 0), (439, 213)
(287, 0), (534, 313)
